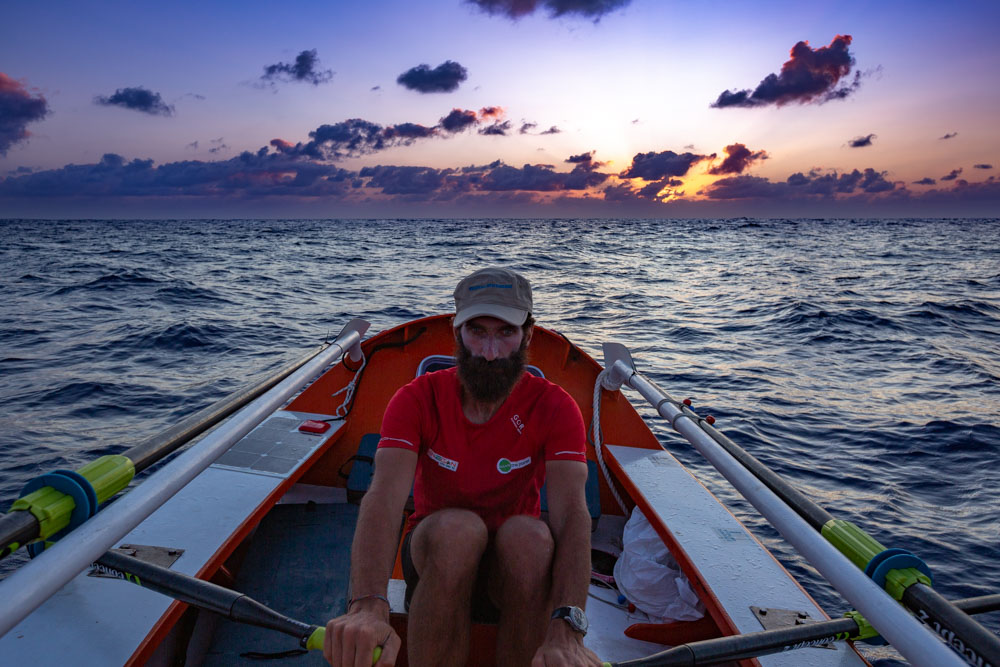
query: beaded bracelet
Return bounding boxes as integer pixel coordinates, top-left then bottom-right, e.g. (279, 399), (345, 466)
(347, 593), (390, 610)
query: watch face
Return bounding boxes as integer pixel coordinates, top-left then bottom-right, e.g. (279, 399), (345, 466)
(569, 607), (588, 633)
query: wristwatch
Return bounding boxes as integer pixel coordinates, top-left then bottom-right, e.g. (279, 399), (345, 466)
(551, 605), (588, 636)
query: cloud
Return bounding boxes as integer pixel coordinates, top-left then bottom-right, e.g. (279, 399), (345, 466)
(620, 150), (711, 180)
(540, 125), (561, 134)
(704, 167), (896, 200)
(913, 177), (936, 185)
(848, 133), (876, 148)
(0, 150), (359, 199)
(479, 106), (504, 120)
(358, 165), (448, 195)
(519, 122), (537, 134)
(941, 168), (962, 181)
(438, 107), (508, 134)
(478, 160), (609, 191)
(397, 61), (468, 93)
(267, 106), (514, 160)
(0, 72), (51, 155)
(479, 120), (512, 136)
(708, 143), (768, 175)
(270, 118), (442, 160)
(440, 108), (479, 132)
(711, 35), (864, 108)
(95, 86), (174, 116)
(939, 132), (958, 140)
(261, 49), (334, 86)
(973, 163), (993, 170)
(467, 0), (631, 20)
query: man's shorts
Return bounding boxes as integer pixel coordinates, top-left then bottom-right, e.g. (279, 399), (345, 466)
(401, 530), (501, 623)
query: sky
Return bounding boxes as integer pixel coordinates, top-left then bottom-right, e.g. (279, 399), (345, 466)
(2, 0), (999, 219)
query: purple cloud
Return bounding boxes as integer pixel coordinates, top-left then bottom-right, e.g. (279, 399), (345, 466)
(397, 61), (468, 93)
(941, 168), (962, 181)
(0, 72), (50, 155)
(704, 167), (895, 200)
(478, 120), (512, 136)
(848, 133), (876, 148)
(712, 35), (863, 108)
(467, 0), (631, 20)
(261, 49), (334, 86)
(621, 150), (711, 179)
(95, 86), (174, 116)
(708, 143), (768, 175)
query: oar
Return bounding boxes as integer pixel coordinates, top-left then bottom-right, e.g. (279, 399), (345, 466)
(95, 550), (382, 663)
(1, 330), (350, 560)
(601, 342), (998, 667)
(101, 549), (1000, 667)
(601, 594), (1000, 666)
(0, 320), (370, 639)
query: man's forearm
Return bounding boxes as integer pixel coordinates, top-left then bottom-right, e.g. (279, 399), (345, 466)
(548, 501), (593, 609)
(348, 490), (405, 605)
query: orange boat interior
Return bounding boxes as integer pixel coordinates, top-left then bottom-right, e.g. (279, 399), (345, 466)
(142, 315), (745, 666)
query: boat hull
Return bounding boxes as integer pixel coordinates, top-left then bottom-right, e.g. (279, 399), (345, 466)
(1, 315), (868, 666)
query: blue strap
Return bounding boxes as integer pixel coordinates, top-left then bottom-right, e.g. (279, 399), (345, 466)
(19, 470), (98, 557)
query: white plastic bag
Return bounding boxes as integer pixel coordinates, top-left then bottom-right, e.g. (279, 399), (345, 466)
(613, 507), (705, 622)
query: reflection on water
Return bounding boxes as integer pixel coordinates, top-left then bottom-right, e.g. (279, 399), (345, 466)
(2, 218), (998, 663)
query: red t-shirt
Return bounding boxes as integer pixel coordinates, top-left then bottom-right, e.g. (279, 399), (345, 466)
(378, 366), (586, 532)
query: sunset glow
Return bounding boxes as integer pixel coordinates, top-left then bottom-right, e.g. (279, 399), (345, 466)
(1, 0), (998, 218)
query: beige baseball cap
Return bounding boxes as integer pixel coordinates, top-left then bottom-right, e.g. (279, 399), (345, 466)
(453, 267), (533, 327)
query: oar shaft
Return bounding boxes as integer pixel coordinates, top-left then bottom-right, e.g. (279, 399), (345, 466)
(96, 550), (315, 640)
(0, 512), (38, 558)
(124, 342), (331, 473)
(695, 412), (833, 529)
(609, 618), (859, 666)
(904, 584), (1000, 666)
(98, 551), (382, 663)
(1, 340), (335, 559)
(0, 320), (368, 639)
(607, 593), (1000, 667)
(608, 360), (966, 667)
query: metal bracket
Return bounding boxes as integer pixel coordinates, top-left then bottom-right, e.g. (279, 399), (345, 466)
(88, 544), (184, 578)
(750, 606), (836, 650)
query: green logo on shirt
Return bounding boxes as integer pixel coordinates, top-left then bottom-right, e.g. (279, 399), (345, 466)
(496, 456), (530, 474)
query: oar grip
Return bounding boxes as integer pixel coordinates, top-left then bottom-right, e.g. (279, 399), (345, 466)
(303, 627), (383, 664)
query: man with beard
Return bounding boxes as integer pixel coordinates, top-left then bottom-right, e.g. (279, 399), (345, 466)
(324, 268), (600, 667)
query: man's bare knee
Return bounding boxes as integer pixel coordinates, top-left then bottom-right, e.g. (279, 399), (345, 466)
(412, 508), (488, 578)
(494, 515), (554, 591)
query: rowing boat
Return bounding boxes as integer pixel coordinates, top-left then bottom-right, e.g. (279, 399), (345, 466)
(0, 315), (995, 666)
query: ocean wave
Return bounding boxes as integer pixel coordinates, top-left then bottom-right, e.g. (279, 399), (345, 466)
(50, 268), (163, 295)
(1, 217), (998, 639)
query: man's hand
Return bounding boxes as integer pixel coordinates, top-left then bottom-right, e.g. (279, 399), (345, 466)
(323, 602), (401, 667)
(530, 620), (603, 666)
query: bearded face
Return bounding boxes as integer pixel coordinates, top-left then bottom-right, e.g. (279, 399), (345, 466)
(455, 335), (528, 404)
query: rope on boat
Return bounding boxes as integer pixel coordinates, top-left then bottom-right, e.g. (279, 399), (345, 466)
(592, 370), (629, 514)
(331, 349), (367, 418)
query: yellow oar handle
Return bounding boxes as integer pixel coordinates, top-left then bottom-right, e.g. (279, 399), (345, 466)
(304, 627), (382, 663)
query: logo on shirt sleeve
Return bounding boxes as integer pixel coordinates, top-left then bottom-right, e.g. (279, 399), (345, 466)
(496, 456), (531, 474)
(428, 449), (459, 471)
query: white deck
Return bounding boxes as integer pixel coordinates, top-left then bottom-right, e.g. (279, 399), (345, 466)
(1, 411), (341, 666)
(605, 444), (868, 667)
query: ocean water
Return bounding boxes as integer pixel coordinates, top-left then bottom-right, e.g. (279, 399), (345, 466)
(1, 217), (998, 664)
